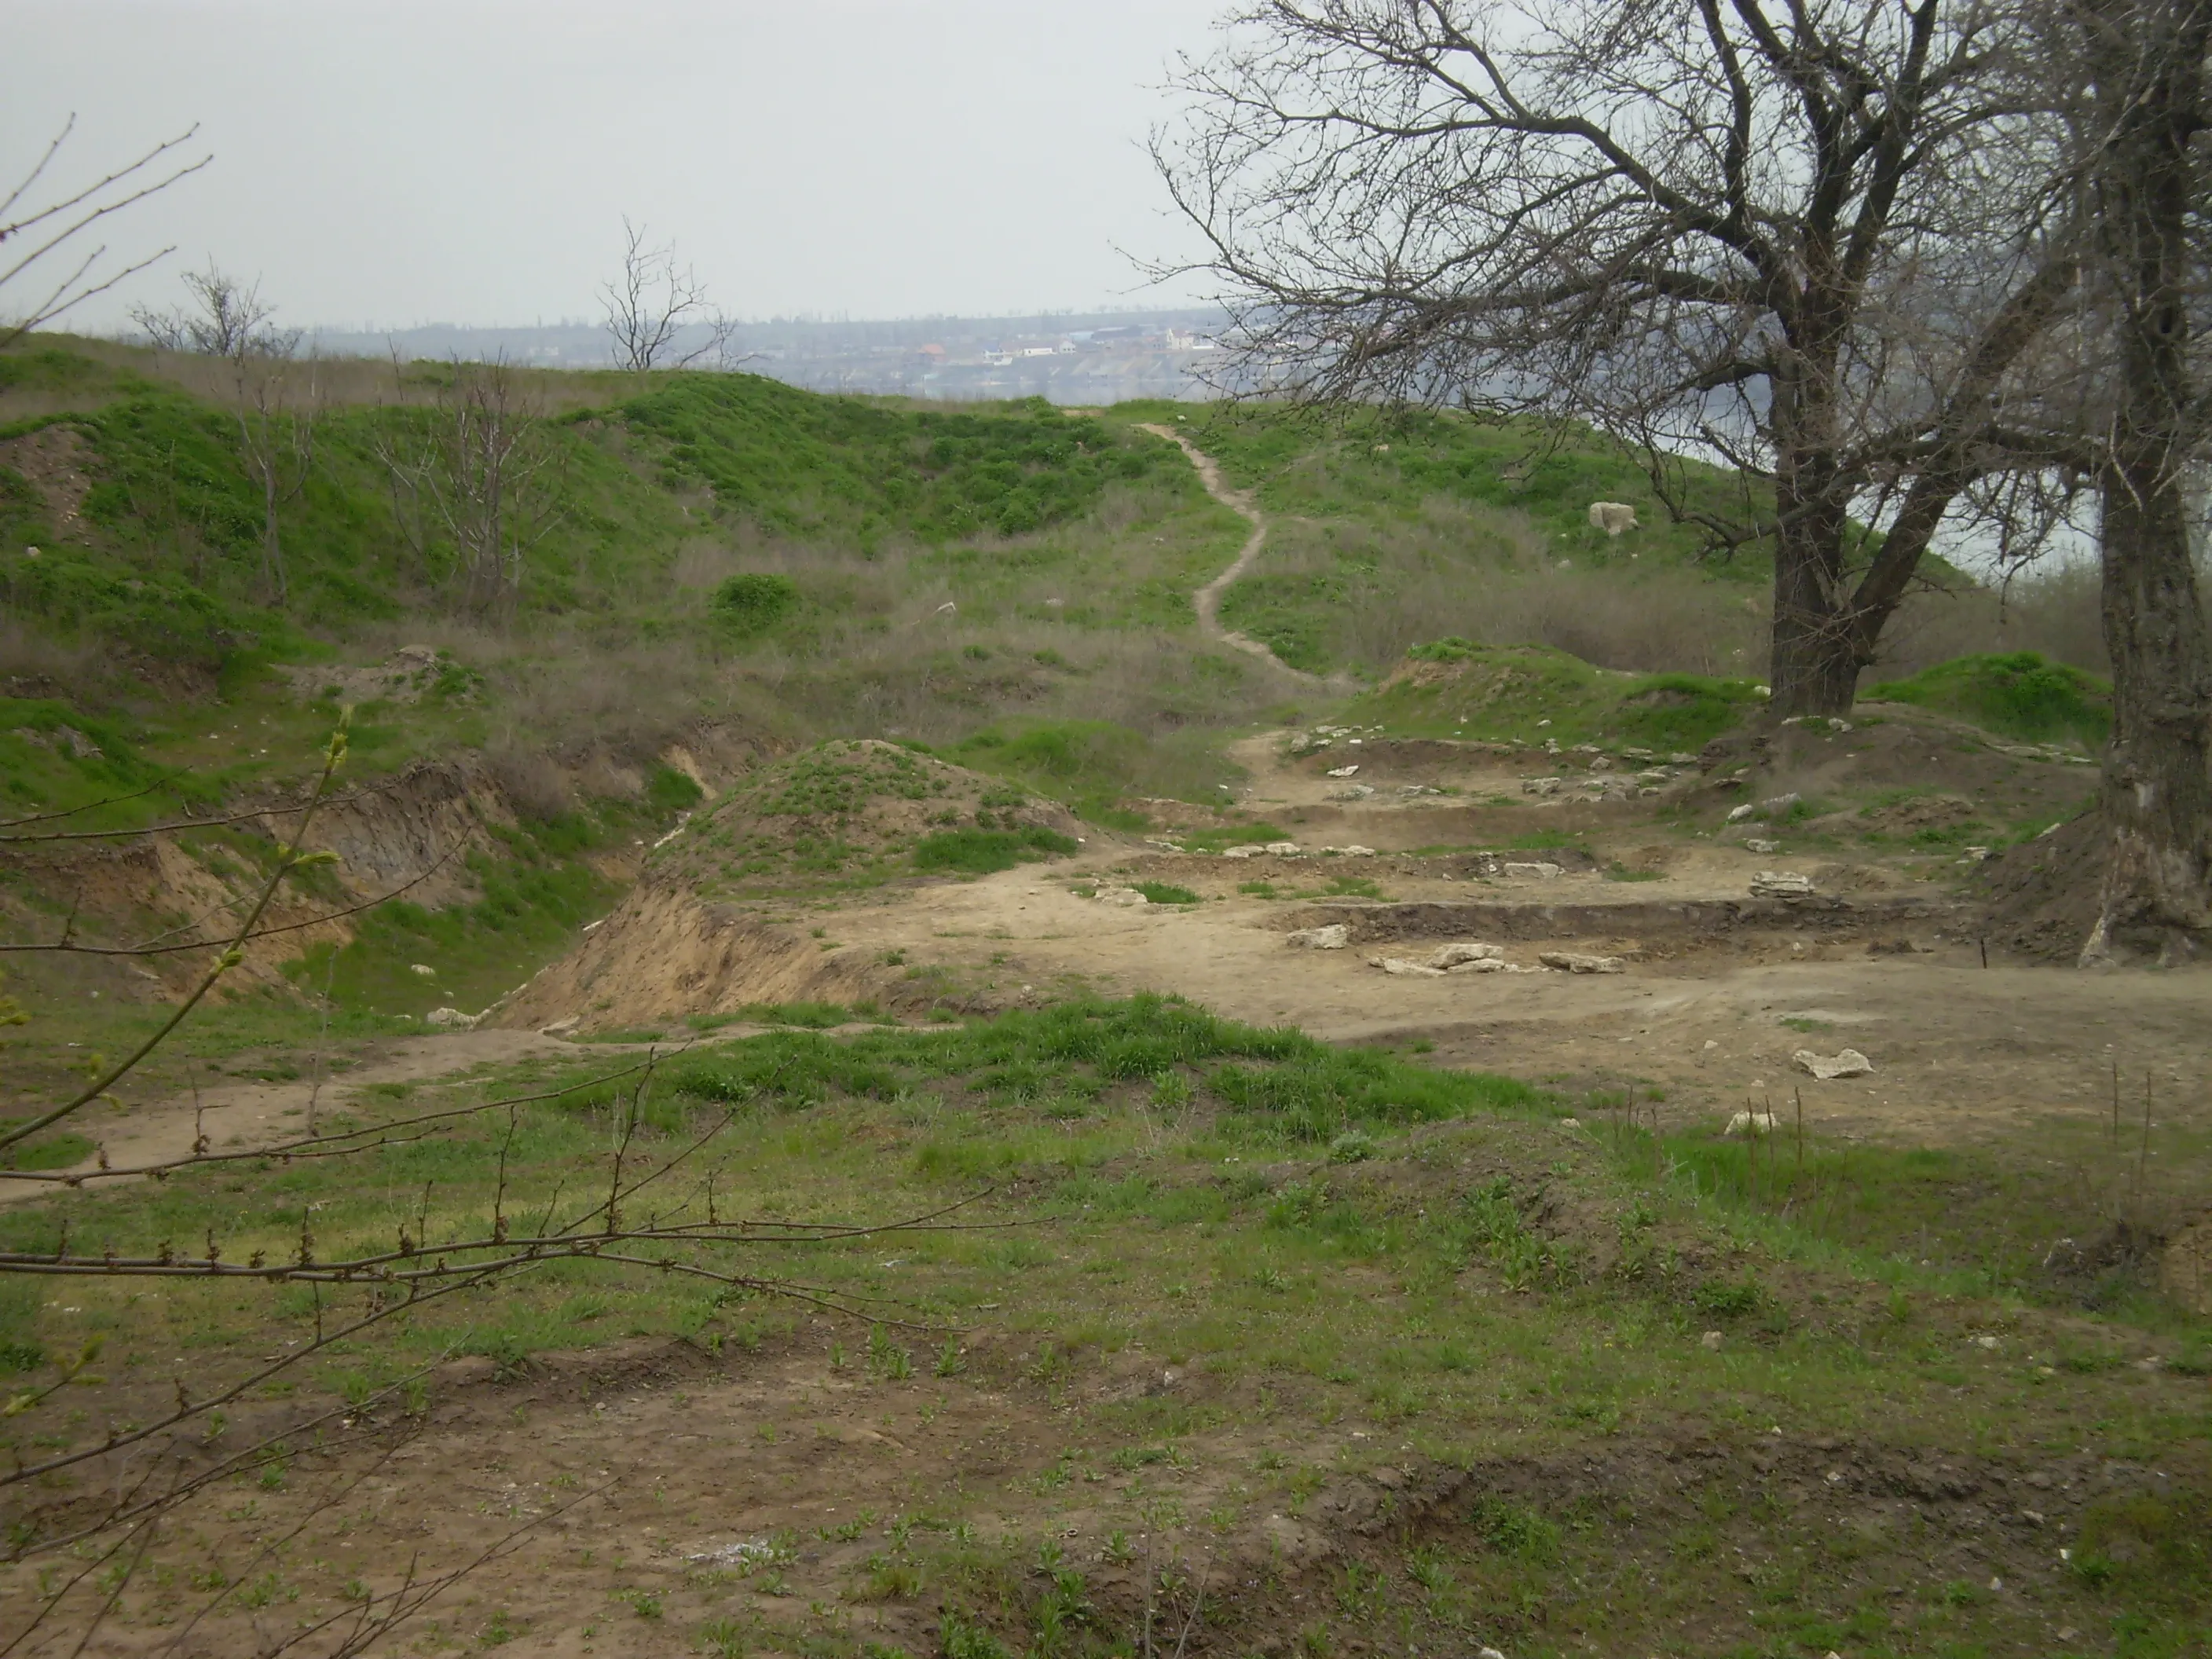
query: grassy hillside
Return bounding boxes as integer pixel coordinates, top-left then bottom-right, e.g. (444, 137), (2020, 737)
(1350, 639), (1767, 751)
(1112, 400), (1778, 681)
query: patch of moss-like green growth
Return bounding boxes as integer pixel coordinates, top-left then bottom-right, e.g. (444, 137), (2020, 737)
(1865, 652), (2109, 747)
(911, 825), (1079, 876)
(1358, 640), (1761, 750)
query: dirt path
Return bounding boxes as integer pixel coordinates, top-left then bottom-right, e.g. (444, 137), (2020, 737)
(1137, 423), (1335, 683)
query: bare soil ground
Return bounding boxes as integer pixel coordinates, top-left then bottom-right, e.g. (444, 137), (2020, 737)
(500, 716), (2197, 1155)
(9, 679), (2207, 1657)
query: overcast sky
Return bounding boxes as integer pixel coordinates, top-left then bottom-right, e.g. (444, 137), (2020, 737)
(7, 0), (1225, 332)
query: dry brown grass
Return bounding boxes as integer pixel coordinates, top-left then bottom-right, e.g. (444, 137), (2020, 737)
(0, 618), (116, 701)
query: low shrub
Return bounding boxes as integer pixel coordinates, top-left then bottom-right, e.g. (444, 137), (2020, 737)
(710, 572), (801, 636)
(911, 825), (1079, 875)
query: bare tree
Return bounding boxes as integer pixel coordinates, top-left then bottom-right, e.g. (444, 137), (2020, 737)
(130, 265), (323, 603)
(2058, 0), (2212, 961)
(233, 339), (320, 605)
(129, 261), (279, 357)
(0, 115), (209, 350)
(376, 355), (564, 622)
(600, 216), (737, 371)
(1155, 1), (2083, 713)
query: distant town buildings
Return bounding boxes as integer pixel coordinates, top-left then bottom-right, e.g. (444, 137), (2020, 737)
(305, 308), (1237, 404)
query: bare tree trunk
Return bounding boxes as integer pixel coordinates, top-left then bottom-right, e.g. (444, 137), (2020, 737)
(1769, 488), (1863, 715)
(2079, 0), (2212, 965)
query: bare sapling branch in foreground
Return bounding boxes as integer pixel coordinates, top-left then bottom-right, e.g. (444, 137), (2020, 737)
(599, 215), (737, 371)
(0, 115), (210, 350)
(1155, 0), (2082, 714)
(0, 727), (989, 1651)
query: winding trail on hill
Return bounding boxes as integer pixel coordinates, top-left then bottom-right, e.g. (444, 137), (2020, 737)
(1138, 423), (1335, 684)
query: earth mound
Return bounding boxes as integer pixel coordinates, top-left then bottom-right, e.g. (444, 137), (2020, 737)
(657, 738), (1087, 899)
(1977, 812), (2104, 961)
(488, 741), (1090, 1030)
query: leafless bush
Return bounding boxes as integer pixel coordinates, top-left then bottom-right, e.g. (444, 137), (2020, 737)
(482, 743), (571, 822)
(129, 262), (283, 357)
(375, 355), (564, 623)
(1879, 563), (2108, 677)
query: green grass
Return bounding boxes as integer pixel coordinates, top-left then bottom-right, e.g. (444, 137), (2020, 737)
(626, 379), (1176, 545)
(1137, 401), (1764, 575)
(910, 826), (1080, 876)
(933, 720), (1247, 826)
(1131, 881), (1200, 906)
(0, 697), (216, 832)
(0, 994), (2205, 1653)
(1350, 641), (1761, 749)
(1866, 650), (2111, 747)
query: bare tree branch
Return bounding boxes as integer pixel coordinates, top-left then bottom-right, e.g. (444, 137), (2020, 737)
(0, 116), (211, 350)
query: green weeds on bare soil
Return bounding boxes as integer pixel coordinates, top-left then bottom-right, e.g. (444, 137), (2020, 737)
(0, 995), (2204, 1653)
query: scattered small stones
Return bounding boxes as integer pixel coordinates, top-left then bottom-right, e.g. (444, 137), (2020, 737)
(1521, 776), (1564, 797)
(1328, 784), (1376, 800)
(1501, 861), (1562, 879)
(1537, 950), (1625, 974)
(1750, 870), (1815, 896)
(1093, 885), (1150, 907)
(1287, 925), (1350, 950)
(1794, 1046), (1874, 1079)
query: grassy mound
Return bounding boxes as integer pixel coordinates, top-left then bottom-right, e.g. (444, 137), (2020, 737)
(1351, 639), (1763, 750)
(0, 344), (1184, 664)
(624, 378), (1174, 544)
(1866, 651), (2110, 747)
(930, 718), (1247, 830)
(654, 739), (1086, 899)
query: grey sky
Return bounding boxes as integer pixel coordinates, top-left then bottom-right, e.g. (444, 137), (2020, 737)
(8, 1), (1224, 332)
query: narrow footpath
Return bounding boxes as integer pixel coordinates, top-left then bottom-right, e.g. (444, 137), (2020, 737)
(1137, 423), (1337, 683)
